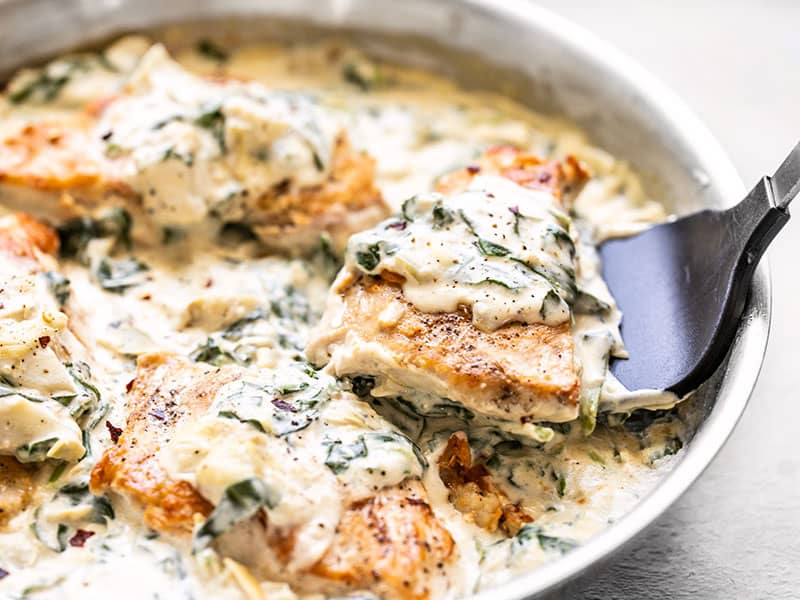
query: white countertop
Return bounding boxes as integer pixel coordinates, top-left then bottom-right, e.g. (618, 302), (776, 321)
(534, 1), (800, 597)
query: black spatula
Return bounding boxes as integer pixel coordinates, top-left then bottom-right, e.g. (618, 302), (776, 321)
(599, 143), (799, 395)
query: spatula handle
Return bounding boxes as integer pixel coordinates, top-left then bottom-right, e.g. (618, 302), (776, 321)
(770, 142), (800, 210)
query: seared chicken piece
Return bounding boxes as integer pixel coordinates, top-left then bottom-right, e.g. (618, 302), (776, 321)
(91, 353), (455, 600)
(0, 211), (61, 269)
(0, 118), (130, 217)
(0, 44), (388, 252)
(435, 144), (587, 207)
(89, 354), (227, 532)
(0, 213), (101, 520)
(309, 480), (455, 600)
(437, 431), (531, 536)
(0, 456), (37, 528)
(308, 148), (588, 423)
(309, 276), (580, 422)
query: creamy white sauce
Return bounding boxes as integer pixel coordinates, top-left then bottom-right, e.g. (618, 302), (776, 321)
(0, 36), (687, 600)
(98, 44), (337, 228)
(345, 175), (575, 331)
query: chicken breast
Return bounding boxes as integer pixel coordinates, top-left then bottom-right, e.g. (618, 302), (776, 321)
(91, 352), (456, 600)
(0, 456), (37, 528)
(434, 144), (587, 207)
(309, 276), (580, 422)
(0, 44), (388, 253)
(0, 211), (61, 271)
(308, 148), (588, 423)
(0, 213), (97, 522)
(89, 353), (228, 533)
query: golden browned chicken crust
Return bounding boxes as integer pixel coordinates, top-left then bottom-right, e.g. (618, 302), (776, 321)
(437, 432), (531, 536)
(0, 115), (387, 251)
(0, 211), (61, 267)
(309, 275), (580, 422)
(310, 479), (455, 600)
(89, 353), (234, 533)
(308, 147), (586, 422)
(0, 119), (127, 199)
(435, 144), (589, 205)
(0, 456), (37, 528)
(91, 353), (455, 600)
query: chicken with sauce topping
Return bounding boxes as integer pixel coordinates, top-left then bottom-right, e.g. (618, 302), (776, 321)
(308, 147), (593, 425)
(91, 352), (456, 600)
(0, 213), (108, 524)
(0, 43), (388, 253)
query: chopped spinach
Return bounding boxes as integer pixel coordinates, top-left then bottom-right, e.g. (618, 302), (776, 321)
(42, 271), (71, 306)
(47, 461), (68, 484)
(15, 438), (58, 463)
(619, 408), (675, 434)
(539, 289), (563, 320)
(31, 508), (69, 552)
(474, 238), (511, 257)
(0, 375), (46, 403)
(354, 243), (382, 272)
(95, 257), (149, 292)
(217, 410), (266, 433)
(196, 38), (229, 62)
(545, 224), (576, 257)
(324, 436), (368, 474)
(9, 67), (72, 104)
(514, 523), (578, 555)
(276, 381), (309, 395)
(58, 208), (132, 263)
(557, 474), (567, 497)
(195, 106), (226, 152)
(574, 289), (612, 314)
(401, 196), (417, 222)
(342, 61), (384, 92)
(431, 200), (455, 228)
(457, 209), (478, 234)
(349, 376), (376, 398)
(194, 478), (278, 551)
(315, 232), (342, 273)
(189, 337), (240, 366)
(162, 147), (195, 166)
(56, 362), (101, 420)
(58, 482), (116, 525)
(648, 436), (683, 464)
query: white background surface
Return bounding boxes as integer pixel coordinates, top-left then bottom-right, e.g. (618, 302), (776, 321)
(534, 1), (800, 598)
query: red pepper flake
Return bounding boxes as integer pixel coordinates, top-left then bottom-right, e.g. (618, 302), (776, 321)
(140, 293), (152, 300)
(386, 220), (407, 230)
(105, 421), (123, 444)
(538, 171), (552, 183)
(204, 278), (213, 288)
(38, 336), (51, 349)
(0, 568), (8, 579)
(148, 408), (166, 421)
(466, 164), (481, 174)
(271, 398), (297, 412)
(125, 379), (135, 393)
(69, 529), (95, 548)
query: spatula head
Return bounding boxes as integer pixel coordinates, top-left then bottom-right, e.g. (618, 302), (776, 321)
(599, 178), (788, 396)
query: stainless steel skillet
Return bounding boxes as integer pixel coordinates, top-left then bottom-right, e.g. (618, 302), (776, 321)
(0, 0), (770, 597)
